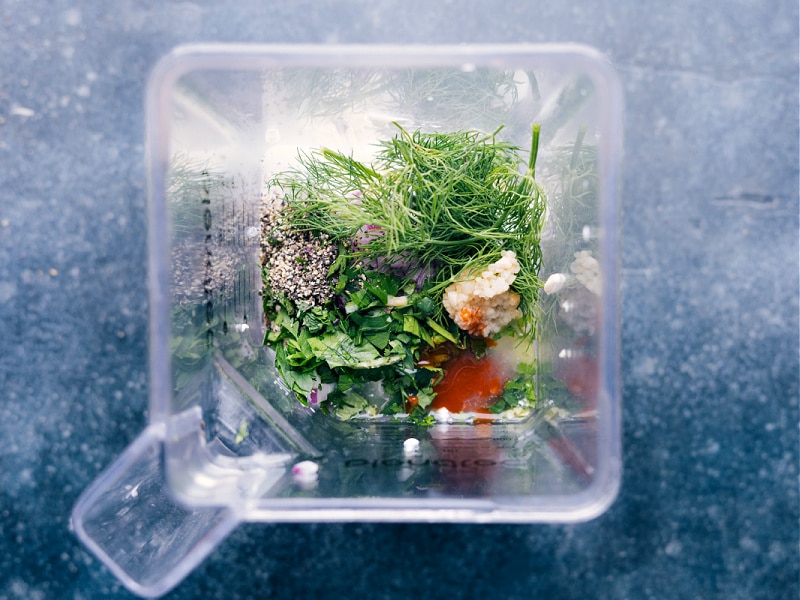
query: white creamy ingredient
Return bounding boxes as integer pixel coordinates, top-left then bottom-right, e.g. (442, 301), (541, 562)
(543, 273), (567, 294)
(403, 438), (420, 454)
(292, 460), (319, 477)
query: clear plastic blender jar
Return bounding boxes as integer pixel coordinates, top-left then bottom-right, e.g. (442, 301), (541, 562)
(72, 44), (623, 598)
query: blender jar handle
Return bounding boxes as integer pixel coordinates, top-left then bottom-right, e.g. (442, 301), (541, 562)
(71, 420), (240, 598)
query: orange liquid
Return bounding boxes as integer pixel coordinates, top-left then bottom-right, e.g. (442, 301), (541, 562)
(429, 348), (509, 413)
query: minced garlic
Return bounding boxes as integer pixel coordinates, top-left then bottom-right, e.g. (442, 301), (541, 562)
(442, 250), (523, 338)
(570, 250), (600, 295)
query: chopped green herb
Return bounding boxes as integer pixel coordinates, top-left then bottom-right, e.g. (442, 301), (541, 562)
(234, 419), (249, 444)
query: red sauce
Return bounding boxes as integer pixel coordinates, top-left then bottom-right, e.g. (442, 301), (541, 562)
(554, 353), (599, 410)
(405, 394), (419, 413)
(429, 347), (510, 413)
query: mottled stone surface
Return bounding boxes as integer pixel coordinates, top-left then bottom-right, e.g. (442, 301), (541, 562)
(0, 1), (797, 598)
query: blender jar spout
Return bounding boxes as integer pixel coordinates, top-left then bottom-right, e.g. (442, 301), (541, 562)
(70, 411), (241, 598)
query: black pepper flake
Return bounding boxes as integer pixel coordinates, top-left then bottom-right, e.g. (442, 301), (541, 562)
(260, 194), (338, 307)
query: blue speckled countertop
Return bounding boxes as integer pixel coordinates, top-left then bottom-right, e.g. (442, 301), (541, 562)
(1, 1), (797, 598)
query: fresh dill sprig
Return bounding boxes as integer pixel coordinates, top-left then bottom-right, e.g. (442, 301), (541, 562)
(280, 69), (385, 119)
(270, 123), (547, 332)
(543, 125), (599, 271)
(385, 68), (522, 127)
(537, 126), (600, 341)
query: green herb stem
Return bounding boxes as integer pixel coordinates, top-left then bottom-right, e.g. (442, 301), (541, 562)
(529, 123), (541, 177)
